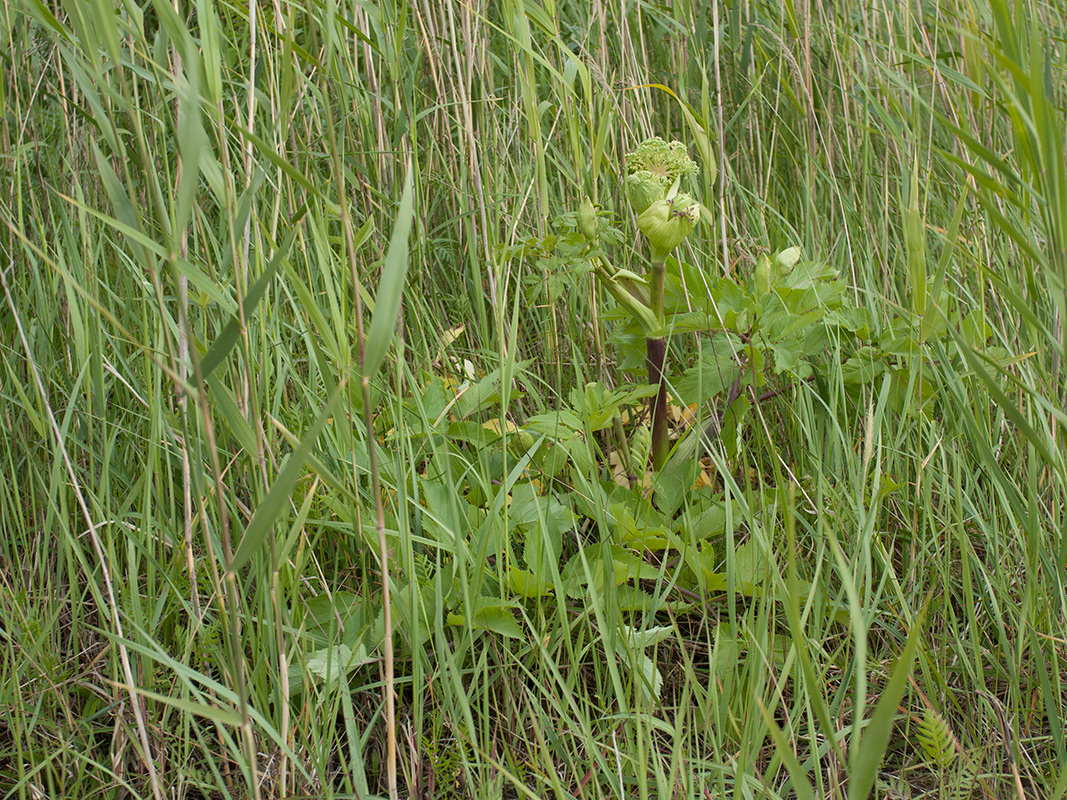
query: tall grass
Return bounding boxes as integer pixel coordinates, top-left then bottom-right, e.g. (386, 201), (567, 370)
(1, 0), (1065, 798)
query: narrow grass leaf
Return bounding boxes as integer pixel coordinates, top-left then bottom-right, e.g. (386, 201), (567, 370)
(848, 599), (929, 800)
(230, 380), (345, 572)
(904, 159), (926, 319)
(950, 326), (1056, 465)
(200, 211), (304, 377)
(363, 166), (415, 377)
(207, 375), (258, 457)
(930, 185), (970, 301)
(757, 697), (818, 800)
(24, 0), (73, 41)
(131, 686), (244, 727)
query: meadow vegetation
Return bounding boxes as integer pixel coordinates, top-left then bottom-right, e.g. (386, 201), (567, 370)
(1, 0), (1066, 798)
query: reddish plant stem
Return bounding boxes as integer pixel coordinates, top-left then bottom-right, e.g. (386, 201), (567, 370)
(648, 258), (669, 470)
(647, 336), (669, 470)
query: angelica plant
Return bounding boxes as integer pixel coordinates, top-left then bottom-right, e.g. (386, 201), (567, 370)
(624, 137), (700, 469)
(531, 137), (705, 474)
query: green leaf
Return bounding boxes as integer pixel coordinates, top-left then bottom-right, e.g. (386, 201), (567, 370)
(563, 436), (595, 475)
(778, 259), (839, 289)
(770, 337), (807, 375)
(677, 501), (732, 541)
(614, 586), (659, 612)
(675, 339), (743, 404)
(611, 501), (677, 551)
(615, 625), (675, 703)
(652, 460), (689, 517)
(758, 696), (819, 800)
(961, 307), (993, 348)
(300, 591), (366, 647)
(569, 381), (658, 431)
(454, 362), (531, 419)
(207, 376), (258, 456)
(448, 600), (524, 639)
(132, 686), (243, 727)
(904, 160), (928, 318)
(951, 326), (1057, 465)
(560, 544), (654, 598)
(24, 0), (74, 41)
(847, 601), (929, 800)
(230, 381), (345, 572)
(708, 624), (746, 680)
(304, 643), (374, 685)
(631, 652), (663, 702)
(700, 538), (765, 596)
(507, 567), (553, 598)
(719, 395), (751, 460)
(524, 409), (586, 437)
(201, 217), (304, 377)
(842, 347), (884, 385)
(363, 167), (415, 377)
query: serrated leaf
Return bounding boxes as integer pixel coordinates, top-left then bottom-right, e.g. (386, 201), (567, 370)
(621, 624), (674, 651)
(508, 567), (553, 598)
(560, 544), (648, 598)
(771, 337), (806, 374)
(611, 501), (677, 551)
(564, 436), (595, 475)
(778, 259), (839, 289)
(917, 709), (957, 769)
(675, 338), (743, 404)
(842, 347), (884, 385)
(614, 585), (659, 612)
(306, 644), (351, 684)
(569, 381), (658, 431)
(524, 409), (586, 436)
(719, 395), (751, 460)
(678, 501), (732, 540)
(448, 602), (524, 639)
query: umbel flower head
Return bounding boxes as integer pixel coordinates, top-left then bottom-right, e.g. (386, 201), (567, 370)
(625, 137), (700, 261)
(626, 137), (699, 191)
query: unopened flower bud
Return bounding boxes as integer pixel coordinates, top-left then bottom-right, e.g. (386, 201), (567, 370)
(774, 246), (801, 275)
(637, 193), (698, 263)
(625, 171), (666, 216)
(754, 253), (773, 295)
(578, 197), (598, 240)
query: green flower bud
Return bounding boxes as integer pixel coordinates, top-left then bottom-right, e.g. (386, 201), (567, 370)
(774, 246), (801, 276)
(637, 193), (698, 263)
(578, 197), (598, 240)
(754, 253), (773, 295)
(625, 171), (665, 215)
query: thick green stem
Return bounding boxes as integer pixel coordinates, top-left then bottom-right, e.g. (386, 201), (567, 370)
(648, 259), (669, 470)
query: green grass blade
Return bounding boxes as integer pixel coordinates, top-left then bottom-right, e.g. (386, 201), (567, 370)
(848, 600), (929, 800)
(230, 380), (345, 572)
(362, 165), (415, 377)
